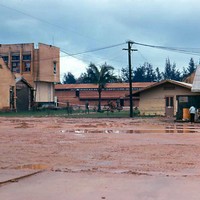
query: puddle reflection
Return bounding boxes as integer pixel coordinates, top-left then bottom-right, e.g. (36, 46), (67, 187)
(15, 164), (48, 170)
(63, 127), (199, 134)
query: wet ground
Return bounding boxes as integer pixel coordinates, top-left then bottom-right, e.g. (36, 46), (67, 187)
(1, 117), (200, 199)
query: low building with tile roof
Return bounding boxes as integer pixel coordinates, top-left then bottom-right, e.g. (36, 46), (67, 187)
(55, 82), (154, 109)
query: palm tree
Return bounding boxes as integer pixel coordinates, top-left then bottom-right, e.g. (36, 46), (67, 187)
(86, 63), (117, 112)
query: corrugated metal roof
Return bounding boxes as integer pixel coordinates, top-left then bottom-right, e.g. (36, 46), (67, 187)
(192, 66), (200, 92)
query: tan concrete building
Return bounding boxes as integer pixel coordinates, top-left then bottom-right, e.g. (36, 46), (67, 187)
(0, 58), (16, 111)
(0, 43), (60, 111)
(133, 80), (194, 117)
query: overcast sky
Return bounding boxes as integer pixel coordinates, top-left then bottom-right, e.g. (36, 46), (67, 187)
(1, 0), (200, 80)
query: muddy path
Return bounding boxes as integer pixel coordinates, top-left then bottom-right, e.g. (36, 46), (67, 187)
(1, 117), (200, 176)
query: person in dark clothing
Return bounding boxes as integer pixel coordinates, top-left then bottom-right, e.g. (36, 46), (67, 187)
(189, 106), (196, 123)
(85, 101), (89, 114)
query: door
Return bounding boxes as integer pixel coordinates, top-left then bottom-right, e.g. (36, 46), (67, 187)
(16, 81), (30, 111)
(165, 96), (174, 117)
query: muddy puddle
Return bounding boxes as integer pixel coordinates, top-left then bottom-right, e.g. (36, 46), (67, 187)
(60, 127), (200, 134)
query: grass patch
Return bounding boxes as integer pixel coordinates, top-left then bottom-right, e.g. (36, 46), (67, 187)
(0, 109), (136, 118)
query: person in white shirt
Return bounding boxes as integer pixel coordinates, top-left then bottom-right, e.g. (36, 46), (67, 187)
(189, 106), (196, 123)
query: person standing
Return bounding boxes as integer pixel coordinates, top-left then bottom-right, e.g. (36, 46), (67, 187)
(85, 101), (89, 114)
(189, 105), (196, 123)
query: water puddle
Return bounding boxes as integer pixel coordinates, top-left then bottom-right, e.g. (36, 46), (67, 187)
(15, 164), (48, 170)
(60, 125), (200, 135)
(79, 129), (199, 134)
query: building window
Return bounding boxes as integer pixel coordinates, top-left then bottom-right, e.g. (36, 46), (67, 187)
(12, 55), (20, 61)
(22, 54), (31, 72)
(11, 54), (20, 73)
(23, 62), (31, 72)
(12, 61), (20, 73)
(53, 61), (57, 74)
(1, 55), (8, 66)
(23, 54), (31, 60)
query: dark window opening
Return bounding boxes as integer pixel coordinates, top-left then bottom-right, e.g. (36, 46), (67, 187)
(23, 54), (31, 60)
(23, 62), (31, 72)
(76, 90), (80, 97)
(22, 54), (31, 72)
(12, 62), (20, 73)
(12, 53), (20, 73)
(1, 55), (8, 66)
(53, 61), (57, 74)
(12, 55), (20, 61)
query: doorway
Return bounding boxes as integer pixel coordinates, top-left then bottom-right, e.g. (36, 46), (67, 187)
(16, 81), (30, 111)
(165, 96), (174, 117)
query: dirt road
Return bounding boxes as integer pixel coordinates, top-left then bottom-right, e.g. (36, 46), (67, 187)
(1, 116), (200, 199)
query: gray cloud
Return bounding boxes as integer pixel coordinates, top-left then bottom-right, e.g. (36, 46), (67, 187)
(1, 0), (200, 76)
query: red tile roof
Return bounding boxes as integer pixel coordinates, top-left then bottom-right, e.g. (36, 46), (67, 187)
(55, 82), (154, 90)
(132, 79), (192, 95)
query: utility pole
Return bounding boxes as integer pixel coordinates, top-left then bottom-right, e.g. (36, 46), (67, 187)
(123, 40), (137, 117)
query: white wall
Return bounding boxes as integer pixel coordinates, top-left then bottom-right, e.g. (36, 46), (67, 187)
(35, 82), (54, 102)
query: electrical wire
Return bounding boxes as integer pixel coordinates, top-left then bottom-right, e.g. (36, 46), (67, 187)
(60, 42), (126, 66)
(0, 3), (126, 68)
(0, 3), (97, 42)
(137, 50), (149, 63)
(133, 41), (200, 56)
(0, 3), (127, 66)
(69, 43), (126, 56)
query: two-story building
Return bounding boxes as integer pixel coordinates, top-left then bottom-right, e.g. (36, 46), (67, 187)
(0, 43), (60, 111)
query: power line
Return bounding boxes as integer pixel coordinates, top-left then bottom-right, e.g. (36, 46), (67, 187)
(70, 43), (126, 56)
(137, 50), (149, 63)
(133, 41), (200, 56)
(60, 42), (126, 66)
(0, 3), (98, 42)
(0, 3), (126, 68)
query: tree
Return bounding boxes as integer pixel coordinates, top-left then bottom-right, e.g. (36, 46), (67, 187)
(181, 58), (197, 81)
(132, 62), (157, 82)
(145, 63), (156, 82)
(155, 67), (162, 82)
(82, 63), (117, 111)
(171, 63), (181, 81)
(121, 67), (133, 82)
(76, 72), (89, 83)
(62, 72), (76, 84)
(133, 64), (146, 82)
(181, 67), (188, 80)
(162, 58), (181, 81)
(162, 58), (172, 79)
(121, 62), (158, 82)
(187, 58), (196, 75)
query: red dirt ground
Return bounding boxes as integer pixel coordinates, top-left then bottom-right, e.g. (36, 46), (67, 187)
(1, 116), (200, 176)
(2, 117), (200, 199)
